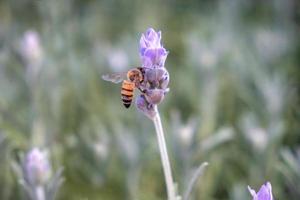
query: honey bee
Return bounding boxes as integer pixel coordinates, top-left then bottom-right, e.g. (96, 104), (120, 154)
(102, 67), (145, 108)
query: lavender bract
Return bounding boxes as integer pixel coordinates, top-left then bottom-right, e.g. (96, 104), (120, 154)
(136, 28), (170, 119)
(248, 182), (274, 200)
(139, 28), (168, 69)
(136, 94), (156, 119)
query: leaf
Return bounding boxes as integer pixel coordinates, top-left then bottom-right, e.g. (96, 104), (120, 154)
(183, 162), (209, 200)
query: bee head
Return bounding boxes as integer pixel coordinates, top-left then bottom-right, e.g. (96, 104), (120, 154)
(128, 72), (135, 81)
(127, 69), (143, 82)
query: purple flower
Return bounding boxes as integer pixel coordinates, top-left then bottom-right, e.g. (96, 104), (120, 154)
(25, 148), (51, 186)
(248, 182), (274, 200)
(144, 67), (169, 89)
(144, 89), (166, 104)
(139, 28), (168, 68)
(20, 30), (43, 65)
(136, 28), (170, 119)
(136, 95), (156, 119)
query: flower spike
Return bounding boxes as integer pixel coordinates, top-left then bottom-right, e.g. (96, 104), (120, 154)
(136, 28), (170, 119)
(248, 182), (274, 200)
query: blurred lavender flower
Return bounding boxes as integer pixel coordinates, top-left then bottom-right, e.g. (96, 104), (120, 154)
(199, 49), (218, 69)
(116, 131), (140, 165)
(258, 76), (286, 117)
(107, 48), (129, 72)
(13, 148), (64, 200)
(254, 29), (290, 62)
(248, 182), (274, 200)
(20, 30), (43, 65)
(136, 28), (170, 119)
(241, 114), (268, 152)
(25, 148), (51, 186)
(93, 136), (110, 161)
(20, 30), (44, 87)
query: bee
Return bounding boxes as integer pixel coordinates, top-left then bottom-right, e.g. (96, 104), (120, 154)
(102, 67), (145, 108)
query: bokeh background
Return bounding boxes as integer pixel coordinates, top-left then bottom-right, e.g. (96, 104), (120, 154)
(0, 0), (299, 199)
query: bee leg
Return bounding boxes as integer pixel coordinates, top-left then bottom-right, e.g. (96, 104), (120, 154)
(137, 87), (146, 94)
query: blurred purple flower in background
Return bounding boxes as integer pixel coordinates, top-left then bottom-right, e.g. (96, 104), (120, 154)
(136, 28), (170, 119)
(15, 148), (64, 200)
(20, 30), (43, 65)
(20, 30), (44, 86)
(248, 182), (274, 200)
(25, 148), (51, 186)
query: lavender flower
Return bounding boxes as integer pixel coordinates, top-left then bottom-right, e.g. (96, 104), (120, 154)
(139, 28), (168, 68)
(135, 94), (155, 119)
(136, 28), (170, 119)
(13, 148), (64, 200)
(20, 30), (44, 87)
(20, 30), (43, 65)
(248, 182), (274, 200)
(25, 148), (51, 186)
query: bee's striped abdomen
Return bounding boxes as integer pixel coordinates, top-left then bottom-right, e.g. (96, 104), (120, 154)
(121, 80), (134, 108)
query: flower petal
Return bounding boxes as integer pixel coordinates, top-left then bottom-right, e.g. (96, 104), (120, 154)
(145, 68), (168, 85)
(136, 95), (156, 119)
(139, 28), (168, 68)
(248, 182), (274, 200)
(142, 48), (168, 68)
(145, 89), (165, 105)
(257, 182), (273, 200)
(248, 186), (258, 199)
(145, 28), (158, 43)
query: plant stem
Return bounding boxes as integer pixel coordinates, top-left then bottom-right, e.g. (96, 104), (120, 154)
(152, 105), (176, 200)
(35, 185), (45, 200)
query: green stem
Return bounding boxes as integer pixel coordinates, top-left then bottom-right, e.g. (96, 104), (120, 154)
(152, 106), (176, 200)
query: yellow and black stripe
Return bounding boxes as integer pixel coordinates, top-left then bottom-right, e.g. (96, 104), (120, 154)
(121, 80), (134, 108)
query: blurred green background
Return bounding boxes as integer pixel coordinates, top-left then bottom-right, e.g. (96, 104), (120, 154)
(0, 0), (299, 199)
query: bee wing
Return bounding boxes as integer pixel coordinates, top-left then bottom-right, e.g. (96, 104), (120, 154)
(102, 72), (127, 84)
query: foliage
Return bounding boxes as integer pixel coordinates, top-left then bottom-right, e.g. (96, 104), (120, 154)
(0, 0), (299, 199)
